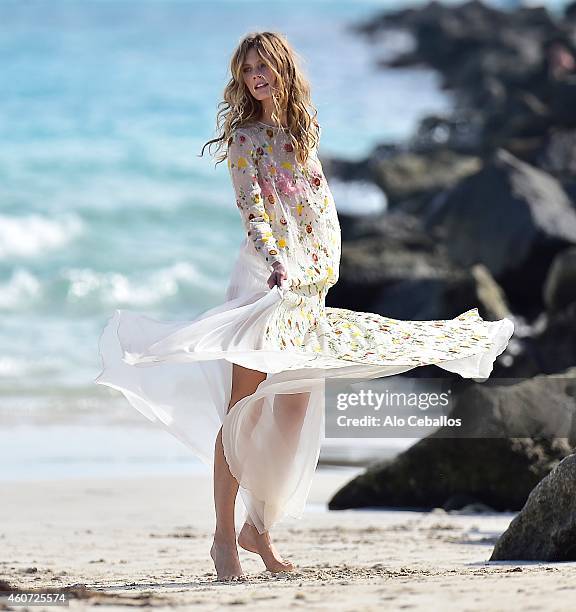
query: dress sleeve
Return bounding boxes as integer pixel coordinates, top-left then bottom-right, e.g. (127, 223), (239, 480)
(227, 129), (282, 268)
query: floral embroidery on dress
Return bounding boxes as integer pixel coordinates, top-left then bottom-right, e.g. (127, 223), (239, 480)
(228, 122), (502, 369)
(227, 129), (282, 266)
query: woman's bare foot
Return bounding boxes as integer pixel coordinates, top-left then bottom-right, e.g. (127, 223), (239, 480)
(237, 521), (296, 573)
(210, 536), (247, 582)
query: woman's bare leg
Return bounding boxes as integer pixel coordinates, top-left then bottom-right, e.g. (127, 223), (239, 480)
(236, 391), (310, 573)
(210, 363), (266, 581)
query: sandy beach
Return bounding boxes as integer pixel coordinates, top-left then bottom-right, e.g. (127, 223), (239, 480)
(2, 468), (576, 611)
(3, 0), (576, 609)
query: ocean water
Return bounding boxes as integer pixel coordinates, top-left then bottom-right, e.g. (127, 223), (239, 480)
(0, 0), (563, 478)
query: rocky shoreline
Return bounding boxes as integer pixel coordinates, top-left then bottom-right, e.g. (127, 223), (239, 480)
(325, 0), (576, 559)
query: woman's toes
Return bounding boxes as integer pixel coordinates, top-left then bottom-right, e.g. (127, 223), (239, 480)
(268, 558), (296, 573)
(220, 574), (247, 582)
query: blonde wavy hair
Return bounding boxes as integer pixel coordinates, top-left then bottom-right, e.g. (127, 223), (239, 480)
(199, 31), (320, 167)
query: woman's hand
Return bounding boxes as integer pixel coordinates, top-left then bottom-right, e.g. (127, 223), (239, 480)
(268, 261), (288, 289)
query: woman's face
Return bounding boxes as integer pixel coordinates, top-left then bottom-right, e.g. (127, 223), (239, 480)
(242, 47), (276, 101)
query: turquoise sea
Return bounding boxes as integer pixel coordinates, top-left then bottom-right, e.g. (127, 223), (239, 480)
(0, 0), (565, 479)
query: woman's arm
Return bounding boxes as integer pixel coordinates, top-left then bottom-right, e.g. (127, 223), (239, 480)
(227, 129), (282, 268)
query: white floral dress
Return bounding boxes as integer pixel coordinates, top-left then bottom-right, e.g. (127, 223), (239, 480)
(95, 120), (515, 536)
(226, 121), (507, 371)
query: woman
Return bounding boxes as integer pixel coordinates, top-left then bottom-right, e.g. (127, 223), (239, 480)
(95, 31), (515, 582)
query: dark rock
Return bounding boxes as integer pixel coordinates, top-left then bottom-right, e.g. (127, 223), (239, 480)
(325, 146), (481, 214)
(329, 211), (475, 319)
(368, 148), (481, 207)
(424, 149), (576, 316)
(490, 454), (576, 560)
(354, 0), (576, 158)
(548, 79), (576, 127)
(319, 154), (372, 183)
(567, 0), (576, 22)
(358, 0), (554, 84)
(543, 246), (576, 312)
(330, 212), (514, 373)
(508, 301), (576, 377)
(328, 370), (576, 512)
(410, 112), (486, 155)
(481, 91), (552, 161)
(336, 209), (434, 243)
(537, 128), (576, 180)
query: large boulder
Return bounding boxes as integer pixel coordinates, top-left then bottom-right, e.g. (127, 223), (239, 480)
(490, 454), (576, 561)
(424, 149), (576, 314)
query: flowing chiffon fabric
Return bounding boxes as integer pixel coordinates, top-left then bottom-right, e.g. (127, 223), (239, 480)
(95, 236), (514, 534)
(95, 122), (514, 534)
